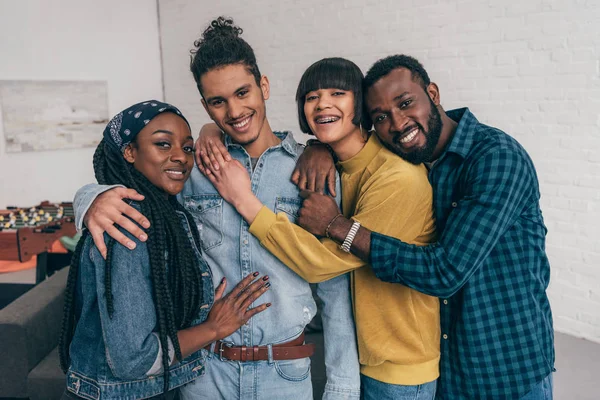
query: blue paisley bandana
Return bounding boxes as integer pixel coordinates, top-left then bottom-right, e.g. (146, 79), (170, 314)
(103, 100), (190, 153)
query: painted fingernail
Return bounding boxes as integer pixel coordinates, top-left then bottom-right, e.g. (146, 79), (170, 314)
(221, 277), (226, 284)
(266, 303), (272, 307)
(253, 271), (259, 277)
(262, 276), (269, 281)
(139, 234), (148, 241)
(264, 282), (271, 288)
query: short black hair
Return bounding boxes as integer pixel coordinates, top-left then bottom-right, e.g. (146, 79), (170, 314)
(190, 17), (261, 96)
(296, 57), (365, 134)
(364, 54), (431, 92)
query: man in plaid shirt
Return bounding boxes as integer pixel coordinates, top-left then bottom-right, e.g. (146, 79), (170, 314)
(295, 55), (554, 399)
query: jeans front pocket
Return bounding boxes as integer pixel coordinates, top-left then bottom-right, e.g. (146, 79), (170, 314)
(184, 195), (224, 251)
(274, 357), (311, 382)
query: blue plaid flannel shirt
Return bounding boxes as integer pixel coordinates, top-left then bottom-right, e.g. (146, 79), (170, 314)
(370, 108), (555, 399)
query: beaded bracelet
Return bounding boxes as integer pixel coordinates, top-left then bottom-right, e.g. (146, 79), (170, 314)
(325, 213), (344, 239)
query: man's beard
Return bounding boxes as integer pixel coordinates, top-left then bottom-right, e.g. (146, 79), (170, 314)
(385, 99), (443, 165)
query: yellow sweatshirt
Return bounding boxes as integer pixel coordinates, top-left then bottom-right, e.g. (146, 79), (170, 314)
(249, 134), (440, 385)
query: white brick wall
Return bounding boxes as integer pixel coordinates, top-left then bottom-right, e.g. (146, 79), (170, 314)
(158, 0), (600, 343)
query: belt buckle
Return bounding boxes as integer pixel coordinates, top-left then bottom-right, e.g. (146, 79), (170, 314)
(219, 341), (234, 362)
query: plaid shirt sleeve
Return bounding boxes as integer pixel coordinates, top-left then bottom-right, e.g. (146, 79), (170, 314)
(370, 146), (533, 297)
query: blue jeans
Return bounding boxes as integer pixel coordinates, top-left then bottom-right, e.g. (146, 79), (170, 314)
(360, 374), (436, 400)
(520, 374), (553, 400)
(180, 349), (313, 400)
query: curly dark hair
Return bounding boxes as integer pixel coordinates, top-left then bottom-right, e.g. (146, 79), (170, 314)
(364, 54), (431, 92)
(190, 16), (261, 95)
(59, 132), (205, 394)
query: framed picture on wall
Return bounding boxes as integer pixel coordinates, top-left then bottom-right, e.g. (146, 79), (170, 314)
(0, 80), (108, 153)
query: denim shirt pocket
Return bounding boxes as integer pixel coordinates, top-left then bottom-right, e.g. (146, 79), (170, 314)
(184, 194), (224, 251)
(274, 197), (302, 223)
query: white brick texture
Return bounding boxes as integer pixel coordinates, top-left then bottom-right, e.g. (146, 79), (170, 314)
(158, 0), (600, 343)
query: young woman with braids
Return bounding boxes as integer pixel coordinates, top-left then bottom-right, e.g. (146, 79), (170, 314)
(59, 100), (271, 400)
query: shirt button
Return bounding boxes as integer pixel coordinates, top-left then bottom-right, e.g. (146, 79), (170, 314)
(451, 202), (458, 208)
(243, 239), (248, 245)
(443, 334), (448, 340)
(443, 299), (448, 305)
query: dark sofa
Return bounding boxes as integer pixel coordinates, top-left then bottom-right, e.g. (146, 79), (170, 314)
(0, 267), (67, 399)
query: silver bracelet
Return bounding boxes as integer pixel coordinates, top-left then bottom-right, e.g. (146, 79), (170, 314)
(340, 220), (361, 253)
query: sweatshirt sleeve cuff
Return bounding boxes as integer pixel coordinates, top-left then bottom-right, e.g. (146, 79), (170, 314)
(248, 206), (278, 241)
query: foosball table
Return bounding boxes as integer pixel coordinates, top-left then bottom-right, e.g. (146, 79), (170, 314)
(0, 201), (76, 282)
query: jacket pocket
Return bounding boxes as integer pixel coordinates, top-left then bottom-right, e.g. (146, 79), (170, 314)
(274, 197), (302, 223)
(184, 195), (224, 251)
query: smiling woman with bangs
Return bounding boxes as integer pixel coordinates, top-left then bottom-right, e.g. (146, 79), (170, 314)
(295, 57), (368, 161)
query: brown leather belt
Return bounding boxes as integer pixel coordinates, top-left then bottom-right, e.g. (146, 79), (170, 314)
(206, 333), (314, 362)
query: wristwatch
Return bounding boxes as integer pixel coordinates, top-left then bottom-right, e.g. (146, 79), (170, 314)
(340, 220), (361, 253)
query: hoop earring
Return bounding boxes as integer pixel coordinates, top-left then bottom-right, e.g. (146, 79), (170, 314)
(360, 125), (367, 142)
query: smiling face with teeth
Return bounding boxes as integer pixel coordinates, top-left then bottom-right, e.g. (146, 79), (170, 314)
(296, 58), (367, 160)
(367, 68), (444, 165)
(304, 88), (364, 159)
(201, 64), (274, 157)
(124, 113), (194, 196)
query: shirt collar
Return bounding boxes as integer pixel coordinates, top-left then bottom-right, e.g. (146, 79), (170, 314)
(442, 107), (478, 159)
(337, 133), (380, 175)
(224, 130), (298, 158)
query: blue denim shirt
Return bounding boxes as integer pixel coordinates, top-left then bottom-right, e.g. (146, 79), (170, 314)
(74, 132), (361, 399)
(66, 204), (214, 399)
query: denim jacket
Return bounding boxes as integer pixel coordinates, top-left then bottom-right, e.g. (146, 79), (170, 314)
(74, 132), (361, 399)
(66, 204), (214, 399)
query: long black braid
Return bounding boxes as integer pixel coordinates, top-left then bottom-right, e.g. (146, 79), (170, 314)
(59, 136), (204, 394)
